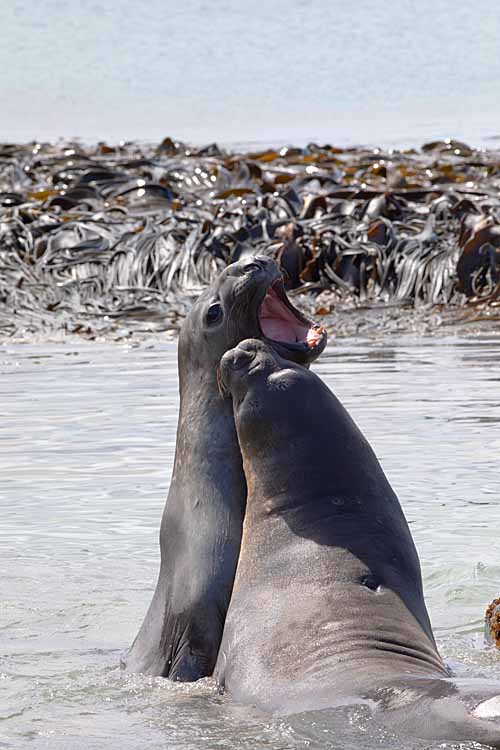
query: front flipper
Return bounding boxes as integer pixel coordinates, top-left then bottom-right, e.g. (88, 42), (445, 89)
(373, 678), (500, 748)
(122, 567), (225, 681)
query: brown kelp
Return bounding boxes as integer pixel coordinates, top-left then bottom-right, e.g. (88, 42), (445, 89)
(1, 137), (500, 339)
(485, 598), (500, 649)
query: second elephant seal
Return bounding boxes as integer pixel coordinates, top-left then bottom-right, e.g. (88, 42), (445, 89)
(215, 339), (500, 747)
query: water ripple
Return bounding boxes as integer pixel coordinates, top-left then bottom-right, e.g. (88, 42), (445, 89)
(2, 336), (499, 749)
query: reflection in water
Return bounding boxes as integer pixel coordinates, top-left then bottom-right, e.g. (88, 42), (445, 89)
(1, 336), (499, 749)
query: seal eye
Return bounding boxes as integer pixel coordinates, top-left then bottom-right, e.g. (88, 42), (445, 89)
(206, 302), (223, 326)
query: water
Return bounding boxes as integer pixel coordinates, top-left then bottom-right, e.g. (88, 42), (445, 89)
(1, 335), (500, 749)
(3, 0), (500, 146)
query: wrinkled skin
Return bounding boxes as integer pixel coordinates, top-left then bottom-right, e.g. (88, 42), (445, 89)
(215, 340), (500, 747)
(122, 257), (326, 680)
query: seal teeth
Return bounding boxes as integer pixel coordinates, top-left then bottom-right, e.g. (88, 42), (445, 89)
(306, 325), (325, 347)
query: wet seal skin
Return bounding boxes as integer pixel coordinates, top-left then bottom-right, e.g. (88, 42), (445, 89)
(215, 339), (500, 747)
(122, 257), (326, 680)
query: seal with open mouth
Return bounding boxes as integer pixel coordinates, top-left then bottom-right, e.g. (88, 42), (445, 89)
(122, 256), (326, 680)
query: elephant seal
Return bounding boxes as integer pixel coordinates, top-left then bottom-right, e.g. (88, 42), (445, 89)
(122, 257), (326, 680)
(215, 340), (500, 746)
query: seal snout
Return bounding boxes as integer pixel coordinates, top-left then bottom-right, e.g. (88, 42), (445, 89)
(227, 346), (257, 372)
(219, 340), (269, 396)
(239, 255), (281, 287)
(242, 255), (274, 274)
(222, 339), (260, 372)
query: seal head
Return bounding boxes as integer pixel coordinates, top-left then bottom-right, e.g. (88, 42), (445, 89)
(179, 255), (326, 384)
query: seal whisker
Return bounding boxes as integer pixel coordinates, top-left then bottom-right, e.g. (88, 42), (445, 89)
(216, 365), (230, 398)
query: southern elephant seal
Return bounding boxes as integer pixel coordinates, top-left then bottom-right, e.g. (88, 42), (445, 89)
(123, 257), (326, 680)
(215, 339), (500, 747)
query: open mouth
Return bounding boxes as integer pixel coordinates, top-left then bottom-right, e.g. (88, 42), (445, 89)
(258, 279), (326, 352)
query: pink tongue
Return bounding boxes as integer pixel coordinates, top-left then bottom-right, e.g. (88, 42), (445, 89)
(260, 287), (308, 343)
(261, 317), (296, 341)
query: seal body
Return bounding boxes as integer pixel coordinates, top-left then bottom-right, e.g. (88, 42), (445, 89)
(123, 258), (326, 679)
(215, 340), (500, 746)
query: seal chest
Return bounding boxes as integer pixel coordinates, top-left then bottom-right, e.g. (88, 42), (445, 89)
(214, 339), (500, 748)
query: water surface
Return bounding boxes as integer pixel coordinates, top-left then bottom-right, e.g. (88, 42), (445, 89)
(1, 336), (500, 748)
(3, 0), (500, 146)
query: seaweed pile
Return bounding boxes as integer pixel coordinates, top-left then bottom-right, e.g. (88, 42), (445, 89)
(1, 137), (500, 340)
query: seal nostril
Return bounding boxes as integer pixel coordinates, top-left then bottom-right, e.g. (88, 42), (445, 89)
(243, 261), (263, 273)
(239, 338), (259, 353)
(229, 349), (255, 371)
(360, 574), (383, 593)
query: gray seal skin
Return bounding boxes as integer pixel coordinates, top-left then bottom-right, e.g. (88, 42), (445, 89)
(215, 339), (500, 746)
(122, 257), (326, 680)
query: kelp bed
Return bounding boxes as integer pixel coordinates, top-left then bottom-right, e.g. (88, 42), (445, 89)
(1, 137), (500, 340)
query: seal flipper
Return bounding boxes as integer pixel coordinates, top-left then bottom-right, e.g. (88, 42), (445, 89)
(123, 568), (224, 680)
(167, 638), (215, 682)
(372, 680), (500, 747)
(122, 574), (170, 676)
(124, 595), (219, 680)
(166, 611), (225, 681)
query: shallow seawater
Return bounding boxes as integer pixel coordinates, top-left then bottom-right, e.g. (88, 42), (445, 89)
(1, 335), (500, 749)
(3, 0), (500, 146)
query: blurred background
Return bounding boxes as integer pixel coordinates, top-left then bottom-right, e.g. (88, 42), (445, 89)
(3, 0), (500, 146)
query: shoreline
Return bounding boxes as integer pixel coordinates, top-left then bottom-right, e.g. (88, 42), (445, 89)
(4, 102), (500, 154)
(4, 128), (500, 155)
(2, 302), (500, 347)
(1, 137), (500, 343)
